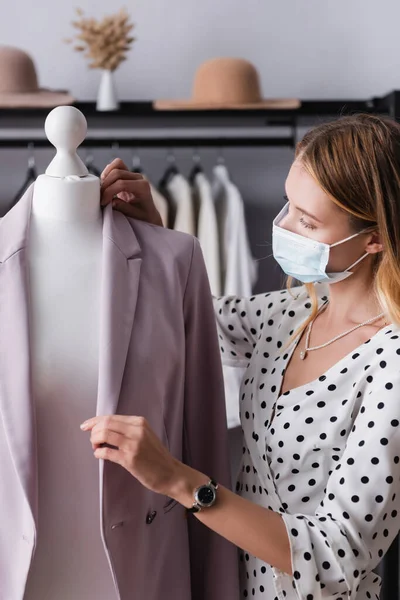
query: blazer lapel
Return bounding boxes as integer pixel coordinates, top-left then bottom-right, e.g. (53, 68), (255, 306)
(0, 185), (38, 525)
(97, 204), (142, 528)
(96, 203), (142, 418)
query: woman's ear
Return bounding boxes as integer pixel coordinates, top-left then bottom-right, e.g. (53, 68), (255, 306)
(365, 230), (384, 255)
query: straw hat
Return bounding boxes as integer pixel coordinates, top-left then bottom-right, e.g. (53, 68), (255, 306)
(154, 58), (300, 111)
(0, 46), (74, 108)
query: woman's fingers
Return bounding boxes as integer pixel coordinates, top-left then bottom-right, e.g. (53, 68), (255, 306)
(101, 168), (144, 193)
(101, 178), (151, 208)
(99, 157), (164, 226)
(91, 429), (122, 448)
(109, 200), (147, 220)
(100, 158), (129, 182)
(100, 170), (145, 207)
(112, 197), (163, 225)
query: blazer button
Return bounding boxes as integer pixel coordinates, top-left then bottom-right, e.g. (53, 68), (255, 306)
(146, 511), (157, 525)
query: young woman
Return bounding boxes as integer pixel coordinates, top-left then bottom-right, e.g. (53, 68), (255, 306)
(83, 114), (400, 599)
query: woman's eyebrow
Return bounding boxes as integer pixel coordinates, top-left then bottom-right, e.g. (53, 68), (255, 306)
(296, 206), (323, 223)
(284, 193), (323, 224)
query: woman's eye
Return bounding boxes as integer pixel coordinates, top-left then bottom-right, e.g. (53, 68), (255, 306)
(299, 216), (316, 230)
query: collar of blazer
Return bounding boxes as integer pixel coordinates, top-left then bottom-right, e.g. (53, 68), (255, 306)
(0, 183), (142, 527)
(0, 183), (142, 263)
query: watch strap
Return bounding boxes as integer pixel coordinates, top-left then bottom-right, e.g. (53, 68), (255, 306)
(186, 504), (201, 514)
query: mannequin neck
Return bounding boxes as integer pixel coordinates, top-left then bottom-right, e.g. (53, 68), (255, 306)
(31, 174), (101, 223)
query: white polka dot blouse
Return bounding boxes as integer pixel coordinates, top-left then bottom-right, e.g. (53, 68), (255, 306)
(214, 285), (400, 600)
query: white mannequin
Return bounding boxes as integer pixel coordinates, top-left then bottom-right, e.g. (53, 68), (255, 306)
(24, 107), (117, 599)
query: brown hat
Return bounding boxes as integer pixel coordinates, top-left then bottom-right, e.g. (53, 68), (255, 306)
(154, 58), (300, 111)
(0, 46), (74, 108)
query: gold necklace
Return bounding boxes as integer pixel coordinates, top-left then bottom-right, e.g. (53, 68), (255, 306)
(300, 302), (387, 360)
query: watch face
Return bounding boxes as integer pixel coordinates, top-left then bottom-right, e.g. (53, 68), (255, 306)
(196, 485), (216, 507)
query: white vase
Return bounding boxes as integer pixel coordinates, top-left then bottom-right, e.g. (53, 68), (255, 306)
(96, 69), (119, 112)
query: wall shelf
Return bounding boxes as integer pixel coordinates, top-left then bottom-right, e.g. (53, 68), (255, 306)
(0, 91), (398, 150)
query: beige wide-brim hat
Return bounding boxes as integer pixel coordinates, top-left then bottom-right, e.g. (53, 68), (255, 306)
(0, 46), (74, 108)
(154, 58), (300, 111)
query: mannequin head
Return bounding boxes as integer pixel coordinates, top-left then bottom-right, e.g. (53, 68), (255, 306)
(45, 106), (89, 178)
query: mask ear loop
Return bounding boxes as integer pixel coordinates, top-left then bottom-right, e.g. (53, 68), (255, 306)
(329, 228), (369, 248)
(346, 251), (370, 271)
(327, 227), (376, 276)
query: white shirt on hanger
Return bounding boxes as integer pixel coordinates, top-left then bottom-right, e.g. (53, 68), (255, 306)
(149, 182), (169, 228)
(167, 173), (196, 236)
(193, 171), (221, 296)
(213, 164), (257, 296)
(213, 164), (258, 429)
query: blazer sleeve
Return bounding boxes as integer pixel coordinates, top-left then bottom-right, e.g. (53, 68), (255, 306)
(182, 238), (240, 600)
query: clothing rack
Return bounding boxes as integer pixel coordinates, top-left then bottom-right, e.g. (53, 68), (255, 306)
(0, 136), (295, 148)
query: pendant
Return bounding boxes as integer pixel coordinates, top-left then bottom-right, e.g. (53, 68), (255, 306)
(300, 350), (307, 360)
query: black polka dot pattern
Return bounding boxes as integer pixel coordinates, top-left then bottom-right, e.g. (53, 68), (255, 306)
(214, 286), (400, 599)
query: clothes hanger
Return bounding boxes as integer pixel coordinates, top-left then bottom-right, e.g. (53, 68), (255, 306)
(217, 146), (225, 166)
(9, 142), (38, 209)
(84, 151), (101, 177)
(159, 148), (179, 188)
(131, 149), (143, 174)
(188, 149), (203, 185)
(216, 146), (228, 170)
(109, 141), (121, 169)
(213, 146), (230, 183)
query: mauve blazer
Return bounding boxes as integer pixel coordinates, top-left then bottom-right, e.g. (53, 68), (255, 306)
(0, 186), (240, 600)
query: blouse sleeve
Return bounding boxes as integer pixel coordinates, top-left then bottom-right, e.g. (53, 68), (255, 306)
(273, 363), (400, 599)
(213, 289), (292, 368)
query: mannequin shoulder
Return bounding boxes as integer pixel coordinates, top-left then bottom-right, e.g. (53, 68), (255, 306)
(127, 216), (194, 252)
(125, 216), (199, 274)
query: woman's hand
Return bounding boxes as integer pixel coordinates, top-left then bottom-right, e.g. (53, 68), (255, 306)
(80, 415), (292, 575)
(100, 158), (163, 227)
(80, 414), (185, 497)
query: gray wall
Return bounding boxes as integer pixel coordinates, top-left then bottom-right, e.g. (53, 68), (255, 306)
(1, 0), (399, 294)
(1, 0), (399, 101)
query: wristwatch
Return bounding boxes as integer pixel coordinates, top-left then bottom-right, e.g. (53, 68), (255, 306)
(187, 478), (218, 513)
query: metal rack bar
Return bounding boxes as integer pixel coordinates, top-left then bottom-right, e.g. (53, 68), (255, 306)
(0, 136), (295, 148)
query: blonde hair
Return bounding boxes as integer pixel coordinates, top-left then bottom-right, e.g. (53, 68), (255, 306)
(287, 113), (400, 345)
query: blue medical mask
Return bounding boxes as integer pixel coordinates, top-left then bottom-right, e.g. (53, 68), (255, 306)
(272, 202), (370, 284)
